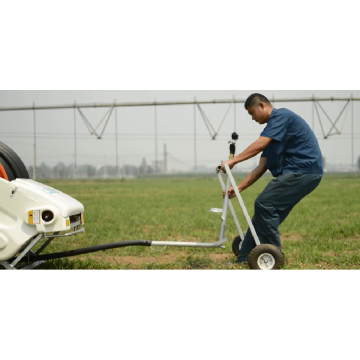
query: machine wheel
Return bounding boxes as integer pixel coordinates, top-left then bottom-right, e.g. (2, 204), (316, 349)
(248, 244), (284, 270)
(0, 142), (29, 180)
(232, 236), (242, 257)
(0, 158), (13, 180)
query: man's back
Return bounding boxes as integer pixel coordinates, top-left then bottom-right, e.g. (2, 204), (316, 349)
(261, 108), (323, 177)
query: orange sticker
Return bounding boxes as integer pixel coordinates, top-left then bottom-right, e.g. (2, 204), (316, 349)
(28, 211), (33, 224)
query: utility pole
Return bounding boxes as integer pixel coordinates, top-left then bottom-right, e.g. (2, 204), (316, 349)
(104, 156), (107, 178)
(115, 99), (119, 178)
(312, 93), (315, 132)
(233, 95), (236, 131)
(351, 93), (354, 167)
(74, 100), (77, 178)
(155, 99), (158, 173)
(194, 97), (197, 171)
(164, 144), (167, 174)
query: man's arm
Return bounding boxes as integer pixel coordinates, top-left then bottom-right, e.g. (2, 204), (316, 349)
(223, 157), (268, 199)
(221, 136), (271, 172)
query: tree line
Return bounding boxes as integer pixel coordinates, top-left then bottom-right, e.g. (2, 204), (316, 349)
(27, 159), (161, 179)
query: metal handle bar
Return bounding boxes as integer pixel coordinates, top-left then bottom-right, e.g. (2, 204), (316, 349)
(220, 164), (261, 247)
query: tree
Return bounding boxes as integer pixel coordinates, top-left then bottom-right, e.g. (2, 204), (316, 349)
(357, 156), (360, 171)
(54, 162), (68, 178)
(139, 158), (148, 174)
(38, 162), (51, 179)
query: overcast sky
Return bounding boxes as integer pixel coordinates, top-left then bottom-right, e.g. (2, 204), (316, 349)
(1, 2), (359, 172)
(0, 90), (358, 172)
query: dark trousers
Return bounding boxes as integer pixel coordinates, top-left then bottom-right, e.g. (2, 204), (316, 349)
(237, 173), (323, 262)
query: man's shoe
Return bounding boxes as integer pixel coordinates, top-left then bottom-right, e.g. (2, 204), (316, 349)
(235, 256), (248, 265)
(235, 260), (248, 265)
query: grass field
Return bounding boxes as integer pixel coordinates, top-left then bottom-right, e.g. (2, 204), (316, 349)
(35, 173), (360, 270)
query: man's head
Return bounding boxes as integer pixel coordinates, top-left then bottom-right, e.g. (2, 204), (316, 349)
(245, 93), (273, 125)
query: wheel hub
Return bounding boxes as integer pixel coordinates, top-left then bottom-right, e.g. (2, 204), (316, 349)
(257, 253), (275, 270)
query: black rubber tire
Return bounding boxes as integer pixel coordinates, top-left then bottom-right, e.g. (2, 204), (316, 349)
(232, 236), (243, 257)
(0, 142), (29, 180)
(248, 244), (284, 270)
(0, 158), (15, 180)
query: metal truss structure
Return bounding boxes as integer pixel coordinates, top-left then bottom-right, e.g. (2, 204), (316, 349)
(0, 96), (358, 178)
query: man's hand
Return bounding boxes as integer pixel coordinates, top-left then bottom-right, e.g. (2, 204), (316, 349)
(220, 160), (235, 173)
(222, 186), (239, 199)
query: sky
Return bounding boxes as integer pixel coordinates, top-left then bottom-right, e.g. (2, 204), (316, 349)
(2, 2), (359, 173)
(0, 90), (359, 172)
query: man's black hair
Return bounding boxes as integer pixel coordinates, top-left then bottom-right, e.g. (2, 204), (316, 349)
(244, 93), (271, 109)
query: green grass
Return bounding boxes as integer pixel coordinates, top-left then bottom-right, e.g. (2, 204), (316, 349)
(33, 173), (360, 270)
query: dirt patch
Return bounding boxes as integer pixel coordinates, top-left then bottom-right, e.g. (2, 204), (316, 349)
(96, 254), (179, 265)
(282, 233), (303, 242)
(79, 252), (232, 266)
(313, 262), (333, 270)
(346, 236), (360, 241)
(208, 254), (233, 261)
(322, 252), (338, 257)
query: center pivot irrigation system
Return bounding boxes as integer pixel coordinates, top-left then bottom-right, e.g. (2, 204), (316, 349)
(0, 95), (358, 178)
(0, 134), (283, 270)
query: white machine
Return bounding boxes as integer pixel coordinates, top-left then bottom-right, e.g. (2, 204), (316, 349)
(0, 178), (85, 269)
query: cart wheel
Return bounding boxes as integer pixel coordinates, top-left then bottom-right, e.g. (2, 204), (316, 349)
(248, 244), (284, 270)
(0, 142), (29, 180)
(232, 236), (242, 257)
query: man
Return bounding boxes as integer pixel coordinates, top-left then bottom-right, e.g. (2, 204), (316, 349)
(221, 93), (323, 264)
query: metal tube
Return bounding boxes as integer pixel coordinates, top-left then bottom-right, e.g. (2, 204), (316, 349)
(33, 102), (36, 180)
(44, 228), (85, 238)
(217, 172), (244, 240)
(321, 100), (349, 137)
(314, 101), (327, 138)
(2, 97), (360, 112)
(11, 234), (44, 267)
(224, 164), (261, 246)
(151, 238), (227, 248)
(218, 176), (230, 241)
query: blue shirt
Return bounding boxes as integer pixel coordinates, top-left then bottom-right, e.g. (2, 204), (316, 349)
(261, 108), (323, 177)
